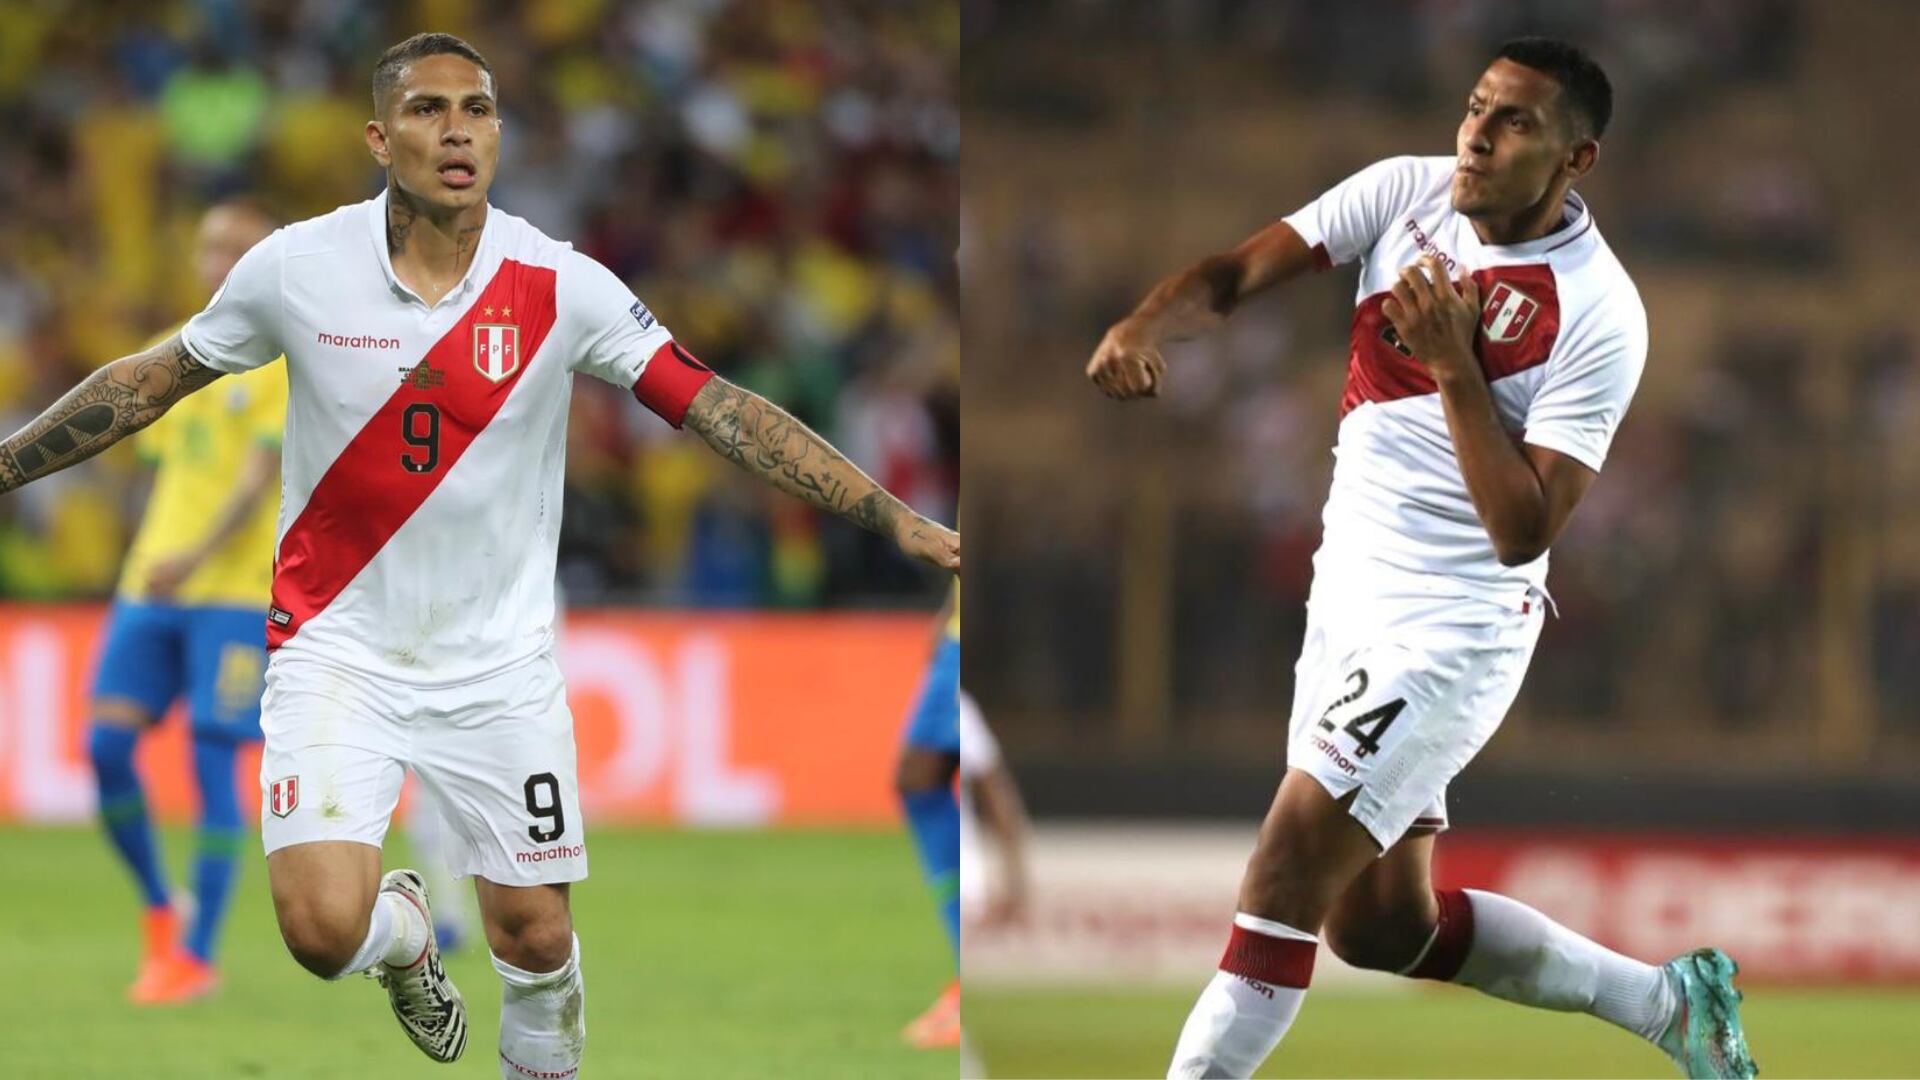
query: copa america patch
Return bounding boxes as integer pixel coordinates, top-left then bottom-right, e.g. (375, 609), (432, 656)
(629, 300), (656, 331)
(269, 775), (299, 818)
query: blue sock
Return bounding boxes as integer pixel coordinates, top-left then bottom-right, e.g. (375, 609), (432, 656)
(89, 725), (169, 909)
(185, 735), (244, 964)
(900, 786), (961, 960)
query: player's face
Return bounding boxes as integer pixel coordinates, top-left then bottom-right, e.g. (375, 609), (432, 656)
(1451, 60), (1584, 218)
(194, 206), (273, 295)
(367, 54), (500, 213)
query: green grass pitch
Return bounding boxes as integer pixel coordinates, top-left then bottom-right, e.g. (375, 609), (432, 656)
(965, 984), (1920, 1078)
(1, 825), (955, 1078)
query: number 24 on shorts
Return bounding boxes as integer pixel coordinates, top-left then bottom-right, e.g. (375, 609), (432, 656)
(1315, 668), (1407, 758)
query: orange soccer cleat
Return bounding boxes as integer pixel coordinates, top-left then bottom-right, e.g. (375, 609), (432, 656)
(901, 979), (961, 1049)
(128, 906), (216, 1005)
(130, 953), (219, 1006)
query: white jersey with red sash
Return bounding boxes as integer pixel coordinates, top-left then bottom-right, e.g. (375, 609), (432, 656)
(182, 190), (711, 686)
(1283, 155), (1647, 609)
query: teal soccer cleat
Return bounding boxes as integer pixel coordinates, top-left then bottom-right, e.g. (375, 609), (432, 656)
(1656, 947), (1757, 1079)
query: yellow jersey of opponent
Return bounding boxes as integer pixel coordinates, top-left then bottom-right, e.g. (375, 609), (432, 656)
(117, 351), (286, 608)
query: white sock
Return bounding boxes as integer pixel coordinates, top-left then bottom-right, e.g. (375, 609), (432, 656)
(332, 892), (430, 978)
(495, 934), (586, 1079)
(1168, 914), (1317, 1079)
(1455, 889), (1677, 1041)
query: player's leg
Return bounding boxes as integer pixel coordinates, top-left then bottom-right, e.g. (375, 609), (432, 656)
(897, 634), (963, 1046)
(413, 655), (587, 1078)
(898, 634), (963, 957)
(258, 663), (467, 1060)
(476, 878), (585, 1080)
(1325, 826), (1754, 1077)
(176, 610), (269, 978)
(1168, 767), (1380, 1079)
(86, 600), (188, 998)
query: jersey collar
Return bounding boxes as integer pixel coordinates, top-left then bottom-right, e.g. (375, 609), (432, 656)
(1469, 191), (1594, 261)
(366, 187), (496, 309)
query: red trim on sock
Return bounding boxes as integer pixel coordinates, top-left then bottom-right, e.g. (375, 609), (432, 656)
(1218, 923), (1316, 989)
(1408, 888), (1476, 982)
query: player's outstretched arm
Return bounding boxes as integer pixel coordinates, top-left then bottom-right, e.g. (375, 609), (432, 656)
(681, 375), (960, 572)
(0, 334), (221, 495)
(1087, 219), (1320, 400)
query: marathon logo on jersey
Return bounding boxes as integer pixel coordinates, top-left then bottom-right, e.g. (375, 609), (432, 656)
(473, 323), (520, 383)
(1480, 282), (1541, 344)
(317, 331), (401, 350)
(269, 776), (299, 818)
(629, 300), (655, 331)
(515, 842), (585, 865)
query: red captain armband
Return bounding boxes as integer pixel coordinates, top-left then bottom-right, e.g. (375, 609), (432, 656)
(633, 340), (716, 428)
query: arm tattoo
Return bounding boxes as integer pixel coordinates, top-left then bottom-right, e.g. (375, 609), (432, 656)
(1196, 254), (1245, 317)
(0, 335), (222, 494)
(682, 377), (906, 538)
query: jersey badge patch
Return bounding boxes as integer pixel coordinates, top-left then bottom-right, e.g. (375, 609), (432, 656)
(1481, 282), (1540, 344)
(473, 323), (520, 383)
(269, 775), (299, 818)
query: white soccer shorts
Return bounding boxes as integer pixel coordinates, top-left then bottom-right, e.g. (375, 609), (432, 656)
(1284, 589), (1544, 851)
(258, 651), (587, 886)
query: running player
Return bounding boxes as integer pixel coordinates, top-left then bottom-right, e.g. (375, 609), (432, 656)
(88, 198), (283, 1005)
(2, 33), (958, 1078)
(1085, 39), (1754, 1080)
(897, 583), (961, 1048)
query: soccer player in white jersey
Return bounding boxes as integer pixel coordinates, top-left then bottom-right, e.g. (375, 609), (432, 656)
(1086, 39), (1753, 1080)
(0, 33), (958, 1078)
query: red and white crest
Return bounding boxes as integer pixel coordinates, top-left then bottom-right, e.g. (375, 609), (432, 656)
(473, 323), (520, 383)
(269, 775), (299, 818)
(1480, 282), (1540, 344)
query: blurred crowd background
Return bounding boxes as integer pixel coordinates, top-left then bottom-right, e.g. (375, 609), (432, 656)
(963, 0), (1920, 781)
(0, 0), (957, 608)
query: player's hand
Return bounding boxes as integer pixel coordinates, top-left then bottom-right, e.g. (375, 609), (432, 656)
(1381, 255), (1482, 380)
(146, 553), (200, 598)
(896, 515), (960, 573)
(1086, 321), (1166, 400)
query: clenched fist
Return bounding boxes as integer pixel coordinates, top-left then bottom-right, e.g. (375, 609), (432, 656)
(1086, 321), (1167, 400)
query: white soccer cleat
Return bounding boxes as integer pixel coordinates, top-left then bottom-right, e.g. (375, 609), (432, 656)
(371, 869), (468, 1063)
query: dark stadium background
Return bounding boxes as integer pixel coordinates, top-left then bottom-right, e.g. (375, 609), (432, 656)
(960, 1), (1920, 1076)
(0, 2), (958, 1077)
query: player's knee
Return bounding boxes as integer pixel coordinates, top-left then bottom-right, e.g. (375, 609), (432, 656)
(275, 898), (367, 978)
(894, 748), (955, 795)
(86, 724), (139, 778)
(492, 913), (574, 974)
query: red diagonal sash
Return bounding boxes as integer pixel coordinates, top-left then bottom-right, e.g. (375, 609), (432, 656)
(267, 258), (558, 649)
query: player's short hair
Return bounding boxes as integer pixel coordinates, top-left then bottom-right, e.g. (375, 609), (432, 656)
(1494, 37), (1612, 141)
(372, 32), (494, 116)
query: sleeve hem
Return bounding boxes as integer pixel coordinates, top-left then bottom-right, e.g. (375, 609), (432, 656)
(1521, 430), (1606, 475)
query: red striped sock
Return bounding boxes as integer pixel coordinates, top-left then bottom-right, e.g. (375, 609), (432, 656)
(1406, 887), (1476, 981)
(1219, 921), (1317, 988)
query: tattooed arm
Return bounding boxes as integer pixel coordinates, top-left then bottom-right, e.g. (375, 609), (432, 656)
(682, 376), (960, 572)
(0, 334), (222, 494)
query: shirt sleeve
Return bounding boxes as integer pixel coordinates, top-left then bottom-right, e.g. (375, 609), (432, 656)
(180, 229), (286, 374)
(1522, 296), (1648, 473)
(1281, 156), (1431, 269)
(561, 248), (714, 427)
(562, 248), (675, 388)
